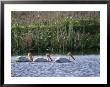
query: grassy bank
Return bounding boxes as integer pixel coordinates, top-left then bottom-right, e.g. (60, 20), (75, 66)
(11, 16), (100, 55)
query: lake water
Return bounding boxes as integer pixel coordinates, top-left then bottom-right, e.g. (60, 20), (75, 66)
(11, 55), (100, 77)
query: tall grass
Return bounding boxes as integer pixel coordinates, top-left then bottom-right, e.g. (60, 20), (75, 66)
(11, 16), (100, 55)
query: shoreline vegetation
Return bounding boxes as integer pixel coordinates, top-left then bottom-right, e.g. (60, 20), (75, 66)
(11, 11), (100, 56)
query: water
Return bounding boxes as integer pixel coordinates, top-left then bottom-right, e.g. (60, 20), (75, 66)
(11, 55), (100, 77)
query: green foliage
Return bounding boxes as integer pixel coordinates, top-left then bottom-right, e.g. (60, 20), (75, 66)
(11, 17), (100, 55)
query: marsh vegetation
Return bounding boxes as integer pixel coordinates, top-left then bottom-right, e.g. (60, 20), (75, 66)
(11, 11), (100, 55)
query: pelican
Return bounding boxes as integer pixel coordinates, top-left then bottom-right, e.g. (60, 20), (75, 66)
(27, 52), (33, 61)
(46, 53), (53, 61)
(67, 52), (75, 60)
